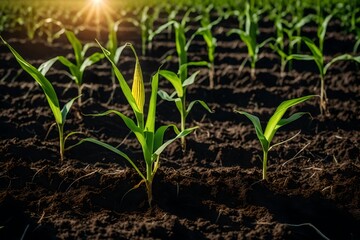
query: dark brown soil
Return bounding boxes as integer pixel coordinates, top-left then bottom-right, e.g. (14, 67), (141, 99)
(0, 12), (359, 240)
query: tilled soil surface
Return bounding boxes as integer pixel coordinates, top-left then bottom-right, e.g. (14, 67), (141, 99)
(0, 14), (359, 240)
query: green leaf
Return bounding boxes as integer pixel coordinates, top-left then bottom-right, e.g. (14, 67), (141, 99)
(276, 112), (309, 130)
(238, 30), (256, 57)
(287, 54), (314, 61)
(1, 36), (62, 125)
(80, 52), (104, 72)
(114, 44), (128, 65)
(61, 95), (81, 123)
(157, 90), (177, 101)
(159, 70), (183, 97)
(324, 54), (360, 75)
(182, 71), (200, 87)
(264, 95), (315, 144)
(179, 61), (209, 79)
(38, 57), (58, 75)
(86, 109), (142, 134)
(153, 127), (197, 157)
(82, 42), (98, 57)
(186, 100), (212, 117)
(148, 21), (175, 41)
(235, 110), (269, 151)
(301, 37), (323, 70)
(153, 124), (178, 154)
(57, 56), (82, 85)
(65, 30), (83, 66)
(87, 109), (151, 164)
(70, 138), (146, 181)
(97, 41), (141, 114)
(175, 24), (187, 66)
(318, 15), (332, 44)
(294, 14), (314, 30)
(175, 99), (183, 116)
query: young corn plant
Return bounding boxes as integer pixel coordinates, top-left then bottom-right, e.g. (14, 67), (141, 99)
(40, 30), (104, 106)
(235, 95), (315, 180)
(1, 36), (79, 162)
(16, 6), (43, 40)
(132, 6), (161, 56)
(191, 5), (222, 88)
(269, 10), (311, 78)
(163, 3), (181, 39)
(158, 65), (212, 151)
(149, 8), (198, 83)
(69, 42), (196, 207)
(288, 15), (360, 115)
(37, 18), (65, 44)
(227, 3), (271, 79)
(149, 10), (211, 150)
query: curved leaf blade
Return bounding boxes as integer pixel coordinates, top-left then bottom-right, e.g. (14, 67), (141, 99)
(186, 100), (213, 117)
(70, 138), (146, 180)
(159, 70), (183, 97)
(264, 95), (315, 144)
(61, 95), (81, 123)
(235, 110), (269, 151)
(153, 127), (197, 157)
(1, 36), (62, 124)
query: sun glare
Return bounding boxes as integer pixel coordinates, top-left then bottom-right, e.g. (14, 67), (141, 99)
(92, 0), (102, 5)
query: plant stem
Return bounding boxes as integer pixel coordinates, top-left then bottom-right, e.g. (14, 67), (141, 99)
(320, 74), (327, 115)
(250, 64), (256, 80)
(77, 86), (82, 107)
(280, 58), (286, 81)
(180, 96), (186, 152)
(209, 63), (215, 89)
(146, 180), (153, 207)
(146, 161), (154, 207)
(262, 150), (268, 180)
(58, 124), (64, 162)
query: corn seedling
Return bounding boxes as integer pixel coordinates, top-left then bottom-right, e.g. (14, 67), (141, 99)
(69, 42), (196, 207)
(149, 9), (196, 83)
(150, 9), (211, 150)
(267, 6), (312, 77)
(1, 36), (80, 162)
(235, 95), (315, 180)
(163, 3), (181, 39)
(227, 3), (271, 79)
(39, 30), (104, 106)
(158, 64), (212, 151)
(191, 4), (222, 88)
(16, 6), (43, 40)
(133, 6), (161, 56)
(288, 15), (360, 115)
(37, 18), (65, 44)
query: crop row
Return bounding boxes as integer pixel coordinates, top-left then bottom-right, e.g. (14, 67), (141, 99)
(1, 0), (359, 206)
(1, 0), (359, 114)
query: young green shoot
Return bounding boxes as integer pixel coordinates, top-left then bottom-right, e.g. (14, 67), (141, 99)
(1, 36), (80, 162)
(39, 30), (104, 107)
(235, 95), (315, 180)
(69, 42), (196, 207)
(227, 3), (272, 79)
(191, 5), (222, 88)
(149, 8), (197, 83)
(288, 15), (360, 115)
(158, 64), (212, 151)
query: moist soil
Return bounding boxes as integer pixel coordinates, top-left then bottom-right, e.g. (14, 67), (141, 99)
(0, 14), (359, 240)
